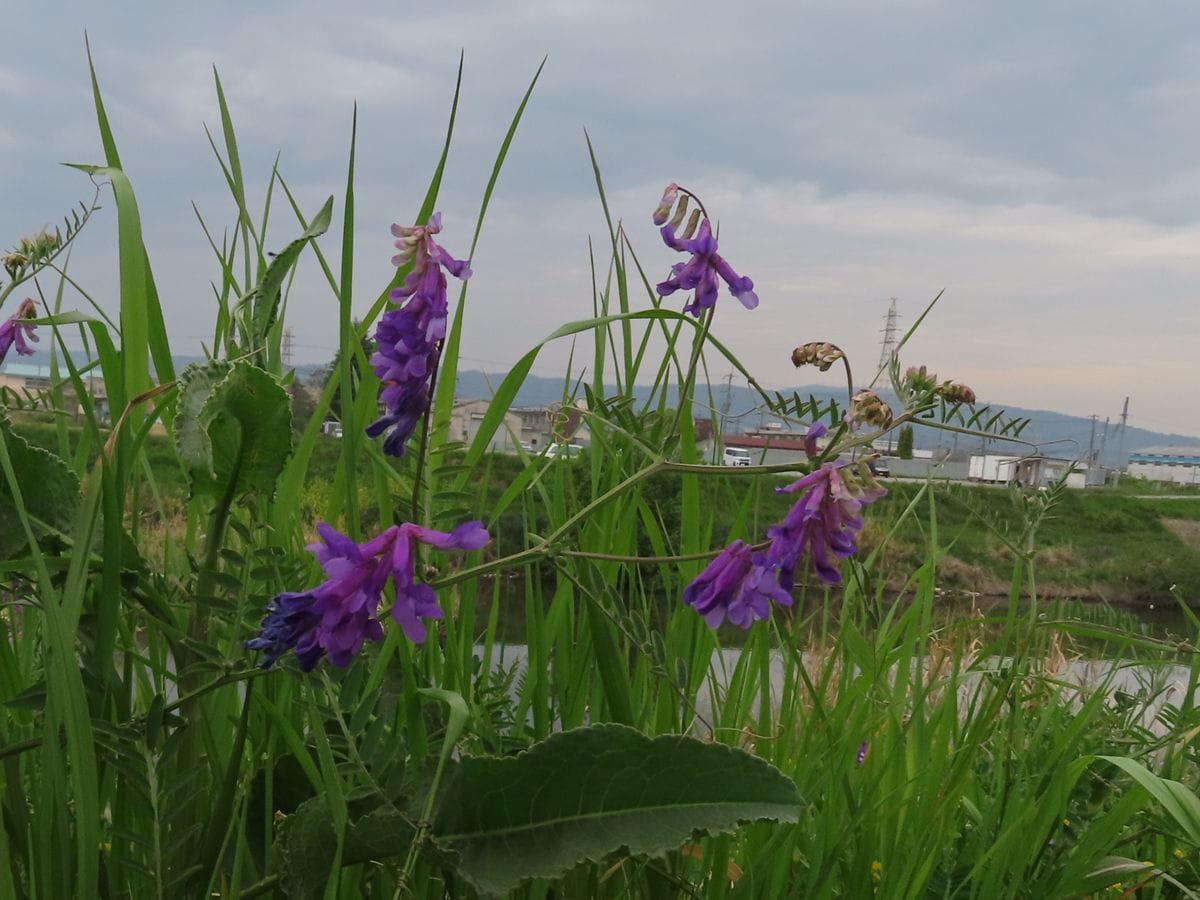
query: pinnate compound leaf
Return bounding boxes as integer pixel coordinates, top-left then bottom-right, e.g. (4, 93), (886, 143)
(0, 410), (80, 559)
(430, 723), (802, 895)
(174, 360), (291, 500)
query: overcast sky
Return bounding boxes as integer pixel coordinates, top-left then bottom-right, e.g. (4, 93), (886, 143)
(4, 1), (1199, 438)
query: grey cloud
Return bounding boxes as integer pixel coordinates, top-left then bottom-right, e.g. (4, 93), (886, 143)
(4, 1), (1199, 436)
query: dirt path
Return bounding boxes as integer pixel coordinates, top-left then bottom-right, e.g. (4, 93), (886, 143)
(1162, 517), (1200, 550)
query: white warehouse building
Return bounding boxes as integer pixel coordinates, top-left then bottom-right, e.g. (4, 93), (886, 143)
(1126, 446), (1200, 485)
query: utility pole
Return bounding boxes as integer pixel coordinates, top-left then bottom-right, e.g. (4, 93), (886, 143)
(1095, 416), (1111, 479)
(1117, 396), (1129, 463)
(1087, 414), (1098, 463)
(878, 297), (899, 372)
(282, 326), (295, 370)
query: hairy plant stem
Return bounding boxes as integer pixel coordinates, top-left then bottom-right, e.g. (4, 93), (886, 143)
(411, 346), (442, 526)
(177, 449), (243, 816)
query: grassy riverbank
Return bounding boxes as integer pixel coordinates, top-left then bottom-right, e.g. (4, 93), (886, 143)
(13, 413), (1200, 605)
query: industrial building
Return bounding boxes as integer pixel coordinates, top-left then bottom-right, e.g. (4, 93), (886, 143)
(1126, 446), (1200, 485)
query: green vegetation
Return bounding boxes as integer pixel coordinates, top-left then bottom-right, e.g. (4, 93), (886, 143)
(869, 481), (1200, 603)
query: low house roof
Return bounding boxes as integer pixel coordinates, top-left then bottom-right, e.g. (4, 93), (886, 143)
(726, 434), (809, 452)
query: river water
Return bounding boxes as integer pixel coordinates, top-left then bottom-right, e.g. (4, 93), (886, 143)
(481, 643), (1199, 737)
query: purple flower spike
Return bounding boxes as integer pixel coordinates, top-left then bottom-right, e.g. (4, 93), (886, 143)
(243, 591), (326, 671)
(0, 298), (39, 365)
(683, 540), (793, 629)
(766, 463), (886, 590)
(683, 463), (884, 630)
(367, 214), (471, 457)
(856, 740), (869, 767)
(656, 216), (758, 316)
(246, 519), (490, 670)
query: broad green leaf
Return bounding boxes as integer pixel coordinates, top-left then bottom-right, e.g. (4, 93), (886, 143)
(278, 797), (415, 900)
(174, 360), (233, 481)
(430, 723), (802, 895)
(174, 361), (292, 499)
(0, 411), (80, 559)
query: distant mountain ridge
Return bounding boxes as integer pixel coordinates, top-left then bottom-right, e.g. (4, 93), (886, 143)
(452, 369), (1197, 467)
(9, 351), (1192, 466)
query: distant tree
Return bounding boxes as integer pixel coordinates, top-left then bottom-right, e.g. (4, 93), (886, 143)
(897, 424), (914, 460)
(288, 379), (318, 433)
(318, 321), (374, 418)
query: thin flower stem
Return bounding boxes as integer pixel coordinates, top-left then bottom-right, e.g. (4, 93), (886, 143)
(840, 353), (856, 413)
(410, 350), (440, 525)
(41, 264), (120, 332)
(560, 546), (762, 564)
(430, 460), (668, 589)
(666, 306), (714, 443)
(159, 667), (265, 718)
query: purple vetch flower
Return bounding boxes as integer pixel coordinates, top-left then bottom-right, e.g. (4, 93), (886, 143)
(856, 740), (869, 767)
(682, 462), (885, 629)
(656, 217), (758, 316)
(0, 298), (39, 364)
(766, 463), (886, 589)
(245, 519), (490, 671)
(366, 214), (471, 457)
(683, 540), (793, 629)
(246, 523), (391, 671)
(803, 421), (829, 460)
(388, 520), (490, 643)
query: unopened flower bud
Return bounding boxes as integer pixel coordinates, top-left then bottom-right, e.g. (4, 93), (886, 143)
(849, 389), (893, 429)
(936, 380), (976, 405)
(1, 251), (27, 277)
(652, 183), (680, 226)
(681, 208), (702, 240)
(31, 232), (60, 256)
(903, 365), (938, 394)
(791, 341), (845, 372)
(668, 193), (690, 231)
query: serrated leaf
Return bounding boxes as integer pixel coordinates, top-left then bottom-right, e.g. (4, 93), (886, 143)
(175, 361), (292, 500)
(0, 411), (80, 559)
(430, 723), (802, 895)
(174, 360), (233, 483)
(278, 796), (415, 899)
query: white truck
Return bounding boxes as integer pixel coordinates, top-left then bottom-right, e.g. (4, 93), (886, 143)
(722, 447), (752, 467)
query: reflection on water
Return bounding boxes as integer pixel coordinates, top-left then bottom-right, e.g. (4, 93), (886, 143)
(477, 642), (1199, 738)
